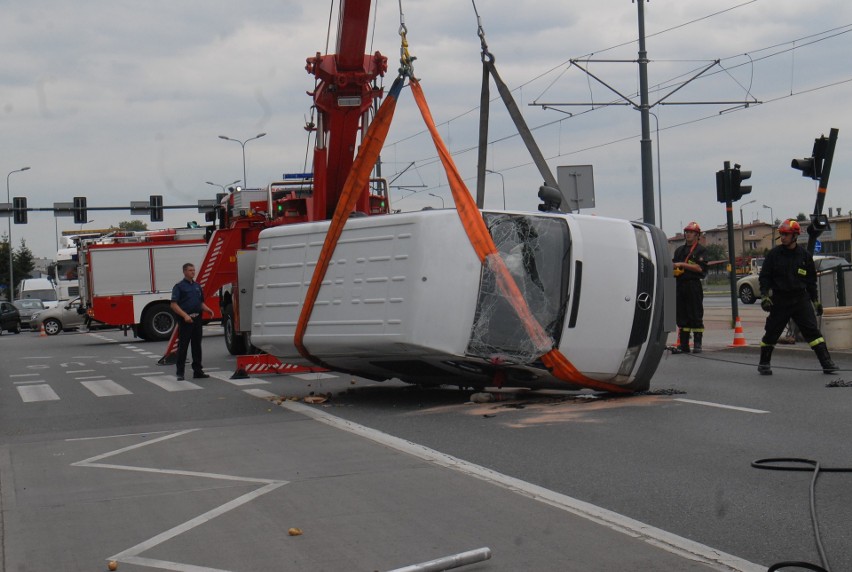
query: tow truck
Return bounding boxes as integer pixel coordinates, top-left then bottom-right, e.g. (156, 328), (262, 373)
(164, 0), (673, 393)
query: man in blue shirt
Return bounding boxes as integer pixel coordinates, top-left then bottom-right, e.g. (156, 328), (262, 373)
(170, 263), (214, 380)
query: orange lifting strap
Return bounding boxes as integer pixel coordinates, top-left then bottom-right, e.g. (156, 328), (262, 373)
(295, 74), (629, 394)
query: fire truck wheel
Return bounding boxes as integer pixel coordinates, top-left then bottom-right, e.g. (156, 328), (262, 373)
(223, 305), (247, 355)
(142, 304), (176, 342)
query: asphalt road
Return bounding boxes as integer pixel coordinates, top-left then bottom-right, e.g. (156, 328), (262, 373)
(1, 326), (850, 571)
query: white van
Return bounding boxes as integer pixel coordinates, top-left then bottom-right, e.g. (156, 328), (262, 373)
(16, 278), (60, 309)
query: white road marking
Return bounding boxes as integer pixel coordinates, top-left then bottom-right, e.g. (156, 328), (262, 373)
(133, 371), (163, 376)
(67, 430), (179, 441)
(66, 369), (95, 374)
(209, 371), (268, 386)
(81, 379), (133, 397)
(290, 372), (338, 380)
(121, 365), (150, 370)
(143, 376), (202, 392)
(281, 401), (765, 572)
(10, 373), (40, 378)
(18, 384), (60, 402)
(70, 429), (287, 571)
(673, 398), (769, 414)
(75, 375), (106, 380)
(243, 388), (277, 399)
(14, 380), (45, 385)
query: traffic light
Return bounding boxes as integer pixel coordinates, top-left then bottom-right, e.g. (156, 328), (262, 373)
(730, 165), (752, 201)
(791, 135), (828, 180)
(12, 197), (27, 224)
(73, 196), (88, 224)
(150, 195), (164, 222)
(715, 170), (726, 203)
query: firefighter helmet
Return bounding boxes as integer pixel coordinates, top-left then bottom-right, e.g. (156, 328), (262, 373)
(778, 219), (801, 235)
(683, 221), (701, 233)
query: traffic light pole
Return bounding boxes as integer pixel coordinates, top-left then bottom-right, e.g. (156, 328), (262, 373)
(722, 161), (740, 327)
(805, 128), (839, 254)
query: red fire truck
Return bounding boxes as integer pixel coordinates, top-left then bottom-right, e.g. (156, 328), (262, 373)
(79, 228), (221, 341)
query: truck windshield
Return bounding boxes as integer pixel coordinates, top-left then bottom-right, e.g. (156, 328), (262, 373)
(467, 213), (571, 363)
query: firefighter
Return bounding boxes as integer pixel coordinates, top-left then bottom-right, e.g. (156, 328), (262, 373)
(757, 219), (837, 375)
(672, 221), (708, 353)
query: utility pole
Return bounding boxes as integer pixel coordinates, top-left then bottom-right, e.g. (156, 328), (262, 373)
(530, 1), (758, 227)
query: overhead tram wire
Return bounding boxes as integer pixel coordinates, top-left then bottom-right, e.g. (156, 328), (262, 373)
(382, 5), (851, 201)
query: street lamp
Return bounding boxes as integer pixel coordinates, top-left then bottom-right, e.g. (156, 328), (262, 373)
(79, 219), (94, 231)
(218, 133), (266, 190)
(428, 193), (445, 209)
(762, 204), (775, 244)
(6, 166), (30, 301)
(206, 179), (241, 193)
(739, 199), (756, 259)
(485, 169), (506, 209)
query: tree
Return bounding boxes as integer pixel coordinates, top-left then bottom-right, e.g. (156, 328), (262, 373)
(14, 238), (35, 281)
(796, 213), (807, 222)
(117, 220), (148, 231)
(704, 243), (726, 261)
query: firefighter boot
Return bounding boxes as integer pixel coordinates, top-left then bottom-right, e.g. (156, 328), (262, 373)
(692, 332), (703, 354)
(813, 342), (838, 374)
(757, 345), (773, 375)
(677, 330), (691, 354)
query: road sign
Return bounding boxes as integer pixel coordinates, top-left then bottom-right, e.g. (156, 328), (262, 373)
(814, 240), (822, 253)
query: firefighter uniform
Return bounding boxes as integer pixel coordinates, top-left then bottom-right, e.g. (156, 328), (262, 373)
(758, 219), (837, 374)
(672, 222), (708, 353)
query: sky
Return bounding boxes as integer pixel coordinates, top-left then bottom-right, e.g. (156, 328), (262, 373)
(2, 0), (851, 259)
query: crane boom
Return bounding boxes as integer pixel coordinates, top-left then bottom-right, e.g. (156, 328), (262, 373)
(305, 0), (388, 220)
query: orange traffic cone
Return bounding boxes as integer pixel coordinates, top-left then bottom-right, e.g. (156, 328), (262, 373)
(38, 323), (47, 337)
(729, 317), (747, 347)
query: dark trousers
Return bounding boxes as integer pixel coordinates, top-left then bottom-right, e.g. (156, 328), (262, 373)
(762, 292), (822, 346)
(176, 317), (204, 376)
(676, 279), (704, 331)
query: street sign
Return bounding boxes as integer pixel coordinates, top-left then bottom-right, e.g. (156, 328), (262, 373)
(814, 240), (822, 253)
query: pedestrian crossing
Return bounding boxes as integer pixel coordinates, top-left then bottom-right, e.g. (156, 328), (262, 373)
(9, 370), (307, 403)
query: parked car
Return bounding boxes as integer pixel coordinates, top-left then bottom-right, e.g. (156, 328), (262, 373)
(737, 255), (848, 304)
(31, 297), (88, 335)
(0, 301), (23, 334)
(13, 299), (46, 329)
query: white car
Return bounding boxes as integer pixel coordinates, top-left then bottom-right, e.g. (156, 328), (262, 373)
(737, 255), (848, 304)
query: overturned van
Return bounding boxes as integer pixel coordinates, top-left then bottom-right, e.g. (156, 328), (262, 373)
(247, 209), (674, 392)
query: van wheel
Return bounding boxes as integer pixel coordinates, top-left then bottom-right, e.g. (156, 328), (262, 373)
(223, 305), (247, 355)
(142, 304), (176, 341)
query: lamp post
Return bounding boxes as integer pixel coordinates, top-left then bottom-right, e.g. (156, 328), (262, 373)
(762, 204), (775, 244)
(428, 193), (445, 209)
(485, 169), (506, 209)
(206, 179), (241, 193)
(739, 199), (756, 259)
(6, 167), (30, 301)
(79, 219), (94, 231)
(218, 133), (266, 190)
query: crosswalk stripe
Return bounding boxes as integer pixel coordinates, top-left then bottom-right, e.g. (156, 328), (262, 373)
(81, 379), (133, 397)
(243, 388), (277, 399)
(290, 372), (338, 380)
(18, 384), (60, 403)
(142, 376), (202, 392)
(208, 371), (269, 386)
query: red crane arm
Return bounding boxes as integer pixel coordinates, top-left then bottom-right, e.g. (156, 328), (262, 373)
(305, 0), (388, 220)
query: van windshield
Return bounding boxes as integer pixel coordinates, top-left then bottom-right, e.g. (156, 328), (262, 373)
(22, 289), (58, 302)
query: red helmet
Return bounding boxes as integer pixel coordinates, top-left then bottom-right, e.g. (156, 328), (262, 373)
(683, 221), (701, 233)
(778, 219), (801, 235)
